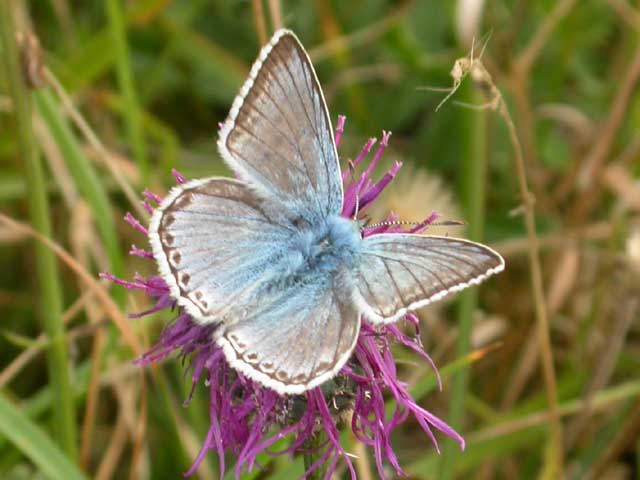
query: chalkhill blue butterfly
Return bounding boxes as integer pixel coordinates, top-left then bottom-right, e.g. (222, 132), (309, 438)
(149, 29), (505, 395)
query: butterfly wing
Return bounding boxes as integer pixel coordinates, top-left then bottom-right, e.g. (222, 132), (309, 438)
(218, 29), (343, 224)
(355, 234), (505, 324)
(148, 177), (296, 323)
(149, 178), (361, 394)
(217, 268), (360, 395)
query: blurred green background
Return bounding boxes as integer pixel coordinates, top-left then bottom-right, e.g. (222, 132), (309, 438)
(1, 0), (639, 479)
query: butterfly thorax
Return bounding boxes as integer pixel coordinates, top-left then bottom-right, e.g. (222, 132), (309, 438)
(279, 215), (360, 282)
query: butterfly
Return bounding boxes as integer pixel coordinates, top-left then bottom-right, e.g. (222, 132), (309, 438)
(149, 29), (505, 395)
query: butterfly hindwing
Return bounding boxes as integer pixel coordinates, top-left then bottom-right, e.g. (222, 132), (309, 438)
(355, 234), (505, 324)
(217, 268), (360, 395)
(218, 29), (343, 224)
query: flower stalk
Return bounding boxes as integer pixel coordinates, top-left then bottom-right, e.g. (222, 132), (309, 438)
(439, 79), (489, 478)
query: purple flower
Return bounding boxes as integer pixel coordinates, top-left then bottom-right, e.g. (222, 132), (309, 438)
(103, 115), (464, 479)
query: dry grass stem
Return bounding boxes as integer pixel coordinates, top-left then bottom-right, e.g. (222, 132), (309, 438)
(500, 331), (539, 409)
(565, 296), (637, 448)
(576, 43), (640, 191)
(603, 165), (640, 211)
(471, 380), (640, 444)
(0, 212), (143, 355)
(495, 222), (614, 257)
(251, 0), (267, 45)
(34, 116), (79, 209)
(546, 249), (579, 314)
(353, 438), (374, 480)
(515, 0), (578, 73)
(42, 68), (147, 219)
(95, 409), (128, 480)
(71, 202), (110, 470)
(440, 54), (564, 475)
(129, 377), (149, 480)
(308, 3), (410, 62)
(606, 0), (640, 31)
(0, 291), (93, 388)
(268, 0), (283, 30)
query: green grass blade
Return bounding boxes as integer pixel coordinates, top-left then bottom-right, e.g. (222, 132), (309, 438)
(105, 0), (148, 181)
(34, 89), (125, 304)
(0, 393), (86, 480)
(0, 5), (77, 459)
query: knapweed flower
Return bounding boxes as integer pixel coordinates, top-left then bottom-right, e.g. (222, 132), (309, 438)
(103, 116), (464, 479)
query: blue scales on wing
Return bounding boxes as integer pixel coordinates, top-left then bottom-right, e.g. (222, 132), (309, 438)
(149, 177), (363, 394)
(149, 178), (296, 324)
(217, 267), (360, 395)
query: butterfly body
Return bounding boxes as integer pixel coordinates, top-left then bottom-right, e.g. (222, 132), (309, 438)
(288, 214), (360, 272)
(149, 30), (505, 395)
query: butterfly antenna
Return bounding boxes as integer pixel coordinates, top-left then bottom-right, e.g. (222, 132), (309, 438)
(364, 220), (423, 230)
(363, 219), (467, 231)
(430, 219), (467, 227)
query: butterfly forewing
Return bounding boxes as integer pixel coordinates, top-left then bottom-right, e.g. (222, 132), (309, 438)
(218, 30), (343, 224)
(149, 178), (294, 323)
(356, 234), (505, 324)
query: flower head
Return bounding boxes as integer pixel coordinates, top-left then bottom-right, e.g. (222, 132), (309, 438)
(104, 116), (464, 479)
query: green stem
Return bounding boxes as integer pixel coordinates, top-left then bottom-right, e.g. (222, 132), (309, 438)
(34, 89), (125, 305)
(439, 80), (488, 479)
(105, 0), (148, 181)
(0, 3), (77, 460)
(303, 431), (327, 480)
